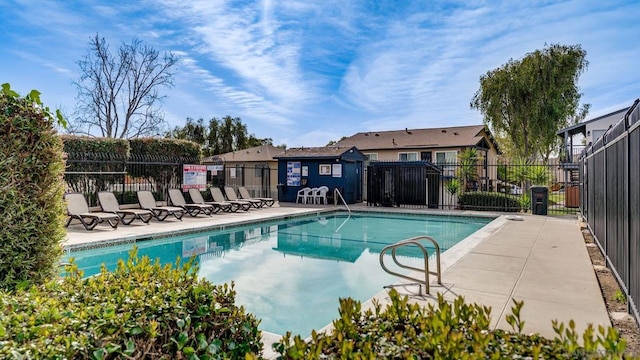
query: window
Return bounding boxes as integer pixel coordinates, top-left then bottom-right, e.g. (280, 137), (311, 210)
(420, 151), (432, 161)
(254, 164), (267, 177)
(591, 130), (606, 142)
(435, 151), (457, 176)
(398, 152), (418, 161)
(435, 151), (457, 165)
(365, 153), (378, 161)
(319, 164), (332, 175)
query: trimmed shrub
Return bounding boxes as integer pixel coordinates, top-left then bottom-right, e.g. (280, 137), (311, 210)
(0, 84), (67, 290)
(129, 137), (201, 159)
(61, 135), (130, 156)
(0, 251), (263, 359)
(273, 289), (626, 359)
(458, 191), (522, 212)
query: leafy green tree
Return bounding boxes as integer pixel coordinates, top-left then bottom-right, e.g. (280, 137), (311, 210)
(71, 34), (179, 138)
(326, 136), (347, 147)
(167, 116), (271, 156)
(471, 43), (588, 161)
(1, 83), (67, 290)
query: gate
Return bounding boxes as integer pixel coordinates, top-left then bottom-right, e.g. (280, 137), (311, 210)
(367, 161), (441, 207)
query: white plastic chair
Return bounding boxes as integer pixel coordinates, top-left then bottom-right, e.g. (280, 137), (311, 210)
(308, 188), (319, 204)
(296, 187), (312, 203)
(314, 186), (329, 204)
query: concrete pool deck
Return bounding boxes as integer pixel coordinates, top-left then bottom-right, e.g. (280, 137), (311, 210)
(64, 203), (610, 357)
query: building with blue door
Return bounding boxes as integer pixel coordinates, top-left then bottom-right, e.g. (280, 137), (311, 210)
(274, 146), (366, 204)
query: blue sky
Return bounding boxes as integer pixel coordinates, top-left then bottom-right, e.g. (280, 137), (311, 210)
(1, 1), (638, 147)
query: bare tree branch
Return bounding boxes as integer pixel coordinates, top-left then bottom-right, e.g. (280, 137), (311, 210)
(70, 34), (178, 139)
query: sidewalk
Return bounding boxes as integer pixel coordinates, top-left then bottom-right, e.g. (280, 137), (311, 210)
(372, 214), (610, 339)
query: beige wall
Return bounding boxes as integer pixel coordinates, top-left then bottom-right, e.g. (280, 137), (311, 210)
(219, 160), (279, 198)
(361, 139), (500, 191)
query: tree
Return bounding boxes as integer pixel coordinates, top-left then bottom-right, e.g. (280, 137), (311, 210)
(326, 136), (347, 147)
(167, 116), (272, 157)
(471, 44), (588, 161)
(457, 148), (479, 192)
(71, 34), (179, 139)
(445, 178), (460, 209)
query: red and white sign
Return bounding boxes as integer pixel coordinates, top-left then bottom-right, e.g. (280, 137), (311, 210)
(182, 164), (207, 190)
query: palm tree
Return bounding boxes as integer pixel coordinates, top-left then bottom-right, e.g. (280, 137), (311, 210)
(457, 148), (479, 192)
(445, 178), (460, 209)
(528, 164), (550, 186)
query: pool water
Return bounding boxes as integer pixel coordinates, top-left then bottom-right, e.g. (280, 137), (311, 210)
(63, 212), (492, 337)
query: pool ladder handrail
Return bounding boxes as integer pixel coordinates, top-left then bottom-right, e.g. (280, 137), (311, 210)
(333, 188), (352, 232)
(333, 188), (351, 214)
(379, 236), (441, 295)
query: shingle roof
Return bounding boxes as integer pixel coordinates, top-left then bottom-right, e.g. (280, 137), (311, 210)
(334, 125), (489, 150)
(203, 144), (285, 163)
(274, 146), (361, 159)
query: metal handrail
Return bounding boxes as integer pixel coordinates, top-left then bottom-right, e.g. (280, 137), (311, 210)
(333, 188), (351, 214)
(333, 188), (352, 232)
(379, 236), (441, 295)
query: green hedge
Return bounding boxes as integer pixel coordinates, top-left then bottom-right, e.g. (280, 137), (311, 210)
(0, 252), (263, 359)
(458, 191), (522, 212)
(61, 135), (130, 156)
(273, 289), (626, 359)
(61, 136), (201, 159)
(129, 137), (201, 159)
(0, 84), (67, 290)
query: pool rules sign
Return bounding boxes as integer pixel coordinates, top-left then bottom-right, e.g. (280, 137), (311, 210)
(182, 164), (207, 190)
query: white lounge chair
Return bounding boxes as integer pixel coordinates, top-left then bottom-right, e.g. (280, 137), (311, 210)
(98, 191), (153, 225)
(225, 186), (263, 209)
(168, 189), (214, 217)
(64, 193), (120, 230)
(210, 187), (251, 211)
(137, 190), (184, 221)
(238, 186), (275, 207)
(188, 188), (233, 213)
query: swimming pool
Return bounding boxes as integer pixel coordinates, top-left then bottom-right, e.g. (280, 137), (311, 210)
(63, 211), (492, 337)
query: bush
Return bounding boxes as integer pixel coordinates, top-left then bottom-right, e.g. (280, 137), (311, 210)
(0, 83), (67, 290)
(61, 135), (130, 156)
(0, 251), (263, 359)
(458, 191), (521, 212)
(273, 289), (626, 359)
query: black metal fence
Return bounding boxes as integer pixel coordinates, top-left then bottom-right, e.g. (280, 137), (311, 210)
(65, 152), (198, 206)
(365, 159), (580, 215)
(579, 99), (640, 326)
(213, 165), (276, 199)
(65, 154), (275, 206)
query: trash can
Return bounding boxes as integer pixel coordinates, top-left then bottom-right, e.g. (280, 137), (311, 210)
(530, 186), (548, 215)
(276, 183), (286, 202)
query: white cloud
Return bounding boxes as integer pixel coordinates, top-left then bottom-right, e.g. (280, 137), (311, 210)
(0, 0), (638, 146)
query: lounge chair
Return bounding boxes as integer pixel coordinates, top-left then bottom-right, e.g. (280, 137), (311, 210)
(168, 189), (214, 217)
(238, 186), (275, 207)
(188, 188), (233, 213)
(137, 190), (184, 221)
(98, 191), (154, 225)
(210, 187), (251, 211)
(64, 192), (120, 230)
(224, 186), (263, 209)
